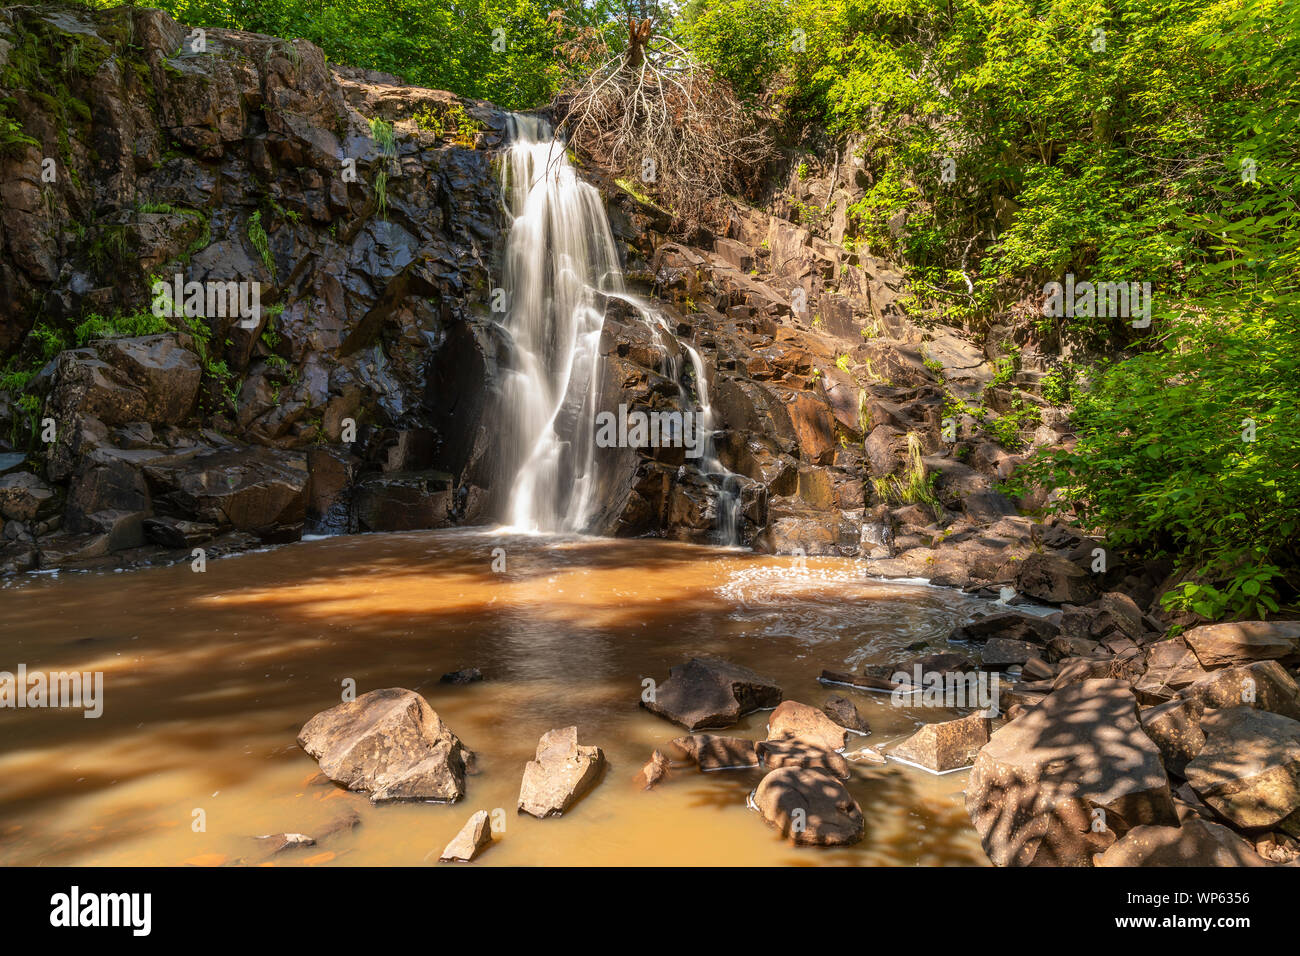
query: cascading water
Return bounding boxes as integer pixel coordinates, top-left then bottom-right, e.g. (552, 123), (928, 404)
(496, 114), (741, 543)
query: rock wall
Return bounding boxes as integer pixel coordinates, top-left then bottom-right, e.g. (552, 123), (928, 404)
(0, 4), (1074, 577)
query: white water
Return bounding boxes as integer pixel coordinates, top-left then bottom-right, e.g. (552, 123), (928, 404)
(496, 115), (740, 542)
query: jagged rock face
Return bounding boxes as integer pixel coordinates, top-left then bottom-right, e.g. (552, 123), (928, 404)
(0, 5), (1048, 574)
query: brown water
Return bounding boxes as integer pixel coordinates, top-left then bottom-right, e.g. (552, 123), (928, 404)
(0, 529), (995, 866)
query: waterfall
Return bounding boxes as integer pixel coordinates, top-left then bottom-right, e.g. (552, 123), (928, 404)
(496, 114), (741, 543)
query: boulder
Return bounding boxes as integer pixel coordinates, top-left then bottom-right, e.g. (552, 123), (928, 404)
(966, 679), (1178, 866)
(0, 472), (55, 522)
(297, 688), (471, 803)
(1139, 697), (1206, 777)
(1134, 638), (1209, 703)
(517, 726), (605, 818)
(438, 810), (492, 863)
(145, 446), (308, 534)
(1178, 660), (1300, 720)
(751, 767), (865, 847)
(1095, 819), (1275, 867)
(671, 734), (759, 770)
(93, 334), (202, 425)
(1013, 553), (1099, 605)
(1184, 707), (1300, 830)
(767, 700), (849, 751)
(1090, 592), (1147, 641)
(890, 713), (989, 773)
(1184, 621), (1300, 669)
(642, 656), (782, 730)
(950, 611), (1058, 645)
(822, 695), (871, 735)
(755, 737), (851, 779)
(982, 637), (1037, 668)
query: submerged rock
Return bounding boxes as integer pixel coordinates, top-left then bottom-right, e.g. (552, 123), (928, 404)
(751, 766), (864, 846)
(672, 734), (759, 770)
(641, 656), (782, 731)
(517, 726), (605, 818)
(297, 688), (471, 804)
(438, 810), (493, 863)
(440, 667), (483, 685)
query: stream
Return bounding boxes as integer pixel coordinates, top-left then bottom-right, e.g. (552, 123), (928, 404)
(0, 530), (993, 866)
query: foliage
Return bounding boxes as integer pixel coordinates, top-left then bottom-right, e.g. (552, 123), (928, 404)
(89, 0), (633, 111)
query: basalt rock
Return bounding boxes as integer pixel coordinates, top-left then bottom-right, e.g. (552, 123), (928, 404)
(517, 726), (605, 818)
(751, 766), (865, 847)
(1184, 707), (1300, 830)
(1095, 819), (1275, 867)
(438, 810), (493, 863)
(297, 688), (471, 804)
(642, 656), (783, 731)
(766, 700), (849, 751)
(1183, 621), (1300, 669)
(1013, 553), (1100, 605)
(966, 679), (1177, 866)
(890, 713), (990, 773)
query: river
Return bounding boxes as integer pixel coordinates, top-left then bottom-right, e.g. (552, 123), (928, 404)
(0, 529), (994, 865)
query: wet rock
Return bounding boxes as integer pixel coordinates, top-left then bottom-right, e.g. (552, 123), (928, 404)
(142, 515), (216, 548)
(353, 470), (453, 532)
(92, 334), (202, 425)
(822, 695), (871, 735)
(1095, 819), (1274, 867)
(1184, 707), (1300, 830)
(950, 611), (1058, 645)
(297, 688), (470, 804)
(1013, 553), (1099, 605)
(751, 766), (864, 847)
(438, 810), (492, 863)
(146, 446), (308, 535)
(844, 746), (888, 766)
(1184, 621), (1300, 669)
(890, 713), (989, 773)
(671, 733), (759, 770)
(642, 656), (783, 731)
(755, 737), (851, 779)
(517, 726), (605, 818)
(966, 679), (1178, 866)
(638, 749), (671, 790)
(1178, 660), (1300, 720)
(767, 700), (849, 751)
(254, 832), (316, 855)
(863, 652), (978, 687)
